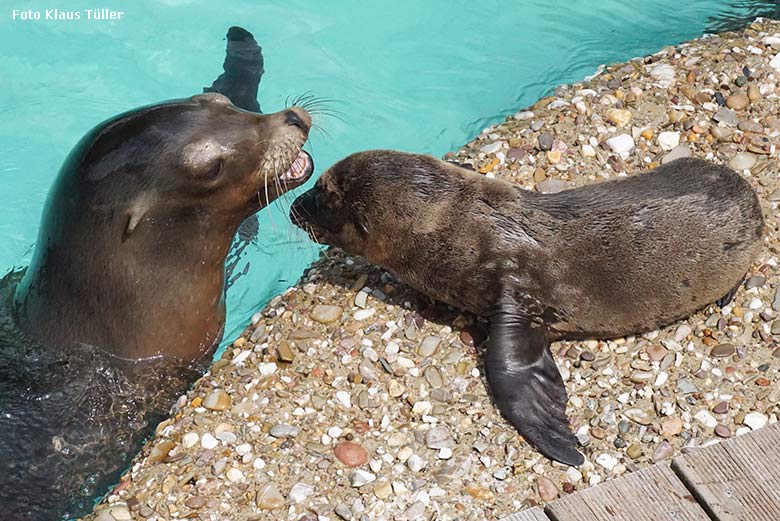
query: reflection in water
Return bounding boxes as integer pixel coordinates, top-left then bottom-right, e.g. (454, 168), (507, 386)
(707, 1), (780, 32)
(0, 27), (265, 520)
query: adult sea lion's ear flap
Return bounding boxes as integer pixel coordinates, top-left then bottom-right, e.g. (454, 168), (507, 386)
(485, 289), (584, 467)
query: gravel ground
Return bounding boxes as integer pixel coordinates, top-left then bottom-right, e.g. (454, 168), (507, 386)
(88, 20), (779, 521)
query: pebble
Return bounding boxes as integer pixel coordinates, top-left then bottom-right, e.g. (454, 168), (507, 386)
(335, 442), (369, 467)
(536, 178), (568, 194)
(184, 496), (206, 509)
(623, 408), (653, 425)
(646, 343), (667, 362)
(726, 94), (749, 110)
(743, 412), (768, 430)
(650, 63), (676, 87)
(480, 142), (502, 154)
(662, 417), (683, 436)
(350, 469), (377, 487)
(627, 444), (643, 459)
(715, 424), (732, 438)
(652, 441), (674, 462)
(537, 477), (559, 502)
(334, 503), (353, 520)
(289, 482), (315, 503)
(335, 390), (352, 408)
(728, 152), (757, 171)
(419, 336), (441, 356)
(657, 131), (680, 151)
(606, 108), (632, 127)
(661, 145), (692, 164)
(353, 308), (375, 321)
(426, 426), (454, 450)
(201, 433), (218, 450)
(694, 410), (718, 429)
(710, 343), (735, 358)
(713, 107), (740, 126)
(203, 390), (231, 411)
(538, 133), (554, 151)
(596, 453), (619, 471)
(182, 432), (199, 448)
(147, 440), (174, 464)
(270, 424), (300, 438)
(256, 483), (285, 509)
(771, 320), (780, 335)
(606, 134), (635, 158)
(311, 304), (342, 323)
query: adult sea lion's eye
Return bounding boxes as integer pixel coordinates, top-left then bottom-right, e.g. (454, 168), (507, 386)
(204, 158), (224, 180)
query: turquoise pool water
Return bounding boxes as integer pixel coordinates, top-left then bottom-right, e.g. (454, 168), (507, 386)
(0, 0), (776, 349)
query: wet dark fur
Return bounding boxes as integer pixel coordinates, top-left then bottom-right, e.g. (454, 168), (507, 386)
(291, 151), (764, 465)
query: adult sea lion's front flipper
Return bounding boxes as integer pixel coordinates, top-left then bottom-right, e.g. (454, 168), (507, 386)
(204, 26), (264, 113)
(485, 291), (584, 466)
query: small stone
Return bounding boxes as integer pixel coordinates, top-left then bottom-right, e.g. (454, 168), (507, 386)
(582, 144), (596, 157)
(480, 142), (502, 154)
(334, 504), (353, 520)
(715, 424), (732, 438)
(747, 84), (761, 101)
(270, 424), (300, 438)
(423, 366), (443, 388)
(711, 126), (734, 141)
(148, 440), (175, 464)
(335, 442), (368, 467)
(201, 433), (218, 449)
(694, 410), (718, 429)
(713, 401), (729, 414)
(650, 64), (676, 87)
(426, 426), (454, 450)
(677, 378), (699, 394)
(353, 308), (375, 321)
(710, 343), (735, 358)
(726, 94), (749, 111)
(771, 320), (780, 335)
(606, 134), (635, 158)
(273, 341), (294, 363)
(596, 453), (619, 471)
(536, 178), (568, 194)
(641, 127), (654, 140)
(105, 507), (132, 521)
(203, 390), (231, 411)
(623, 408), (653, 425)
(745, 275), (765, 289)
(646, 343), (667, 362)
(182, 432), (199, 448)
(713, 107), (740, 126)
(652, 441), (674, 462)
(256, 484), (285, 510)
(728, 152), (757, 171)
(335, 390), (352, 408)
(657, 131), (680, 151)
(185, 496), (206, 509)
(606, 108), (632, 127)
(662, 145), (692, 164)
(626, 444), (643, 459)
(350, 469), (376, 487)
(354, 290), (368, 308)
(418, 336), (441, 357)
(311, 304), (342, 324)
(465, 486), (494, 501)
(403, 502), (426, 520)
(674, 325), (691, 342)
(289, 482), (315, 503)
(743, 412), (768, 430)
(537, 477), (559, 502)
(374, 481), (393, 499)
(661, 417), (683, 437)
(538, 133), (554, 151)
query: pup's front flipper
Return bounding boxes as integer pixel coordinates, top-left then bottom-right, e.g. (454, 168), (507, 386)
(485, 293), (584, 466)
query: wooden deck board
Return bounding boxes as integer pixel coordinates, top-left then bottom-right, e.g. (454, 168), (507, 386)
(544, 463), (710, 521)
(672, 422), (780, 521)
(500, 507), (550, 521)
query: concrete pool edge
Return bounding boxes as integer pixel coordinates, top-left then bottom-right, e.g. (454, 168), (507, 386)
(88, 19), (780, 521)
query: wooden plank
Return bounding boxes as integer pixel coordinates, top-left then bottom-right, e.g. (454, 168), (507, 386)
(672, 422), (780, 521)
(500, 507), (550, 521)
(545, 463), (710, 521)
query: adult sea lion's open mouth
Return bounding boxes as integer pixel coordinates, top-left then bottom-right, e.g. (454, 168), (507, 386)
(279, 150), (314, 183)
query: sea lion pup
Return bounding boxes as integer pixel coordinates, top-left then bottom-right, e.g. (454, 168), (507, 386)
(290, 150), (764, 466)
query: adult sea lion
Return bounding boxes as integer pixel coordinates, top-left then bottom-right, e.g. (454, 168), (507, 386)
(0, 28), (314, 519)
(290, 151), (764, 466)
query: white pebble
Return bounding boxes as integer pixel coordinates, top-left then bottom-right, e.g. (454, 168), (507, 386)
(201, 433), (218, 449)
(182, 432), (199, 448)
(354, 308), (376, 320)
(226, 468), (244, 482)
(694, 410), (718, 429)
(289, 482), (315, 503)
(258, 362), (277, 376)
(236, 443), (252, 456)
(350, 470), (376, 487)
(595, 453), (618, 472)
(335, 391), (352, 408)
(407, 455), (427, 472)
(770, 53), (780, 72)
(605, 134), (635, 159)
(657, 131), (680, 151)
(744, 412), (768, 430)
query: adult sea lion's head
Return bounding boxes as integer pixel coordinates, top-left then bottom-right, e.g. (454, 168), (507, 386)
(78, 92), (314, 236)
